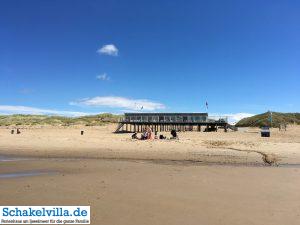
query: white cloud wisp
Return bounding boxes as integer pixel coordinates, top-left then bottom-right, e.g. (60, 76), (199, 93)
(71, 96), (166, 111)
(97, 44), (118, 56)
(96, 73), (110, 81)
(0, 105), (90, 117)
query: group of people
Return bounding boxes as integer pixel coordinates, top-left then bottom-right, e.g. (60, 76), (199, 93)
(131, 127), (153, 140)
(11, 128), (21, 134)
(131, 127), (178, 140)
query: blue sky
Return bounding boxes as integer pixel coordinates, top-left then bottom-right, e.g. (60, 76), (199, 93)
(0, 0), (299, 122)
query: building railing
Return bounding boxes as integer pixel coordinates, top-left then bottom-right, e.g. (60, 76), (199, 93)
(119, 116), (228, 123)
(207, 116), (228, 123)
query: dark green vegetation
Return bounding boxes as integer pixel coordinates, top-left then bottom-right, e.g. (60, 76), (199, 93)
(0, 114), (122, 126)
(236, 112), (300, 127)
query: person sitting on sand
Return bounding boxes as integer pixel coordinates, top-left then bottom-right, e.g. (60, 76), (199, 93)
(154, 131), (158, 139)
(140, 127), (153, 140)
(141, 128), (148, 140)
(132, 132), (138, 139)
(159, 134), (166, 139)
(146, 127), (153, 140)
(170, 130), (178, 139)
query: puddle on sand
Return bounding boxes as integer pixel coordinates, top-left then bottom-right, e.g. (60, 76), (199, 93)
(0, 155), (29, 162)
(0, 171), (57, 179)
(2, 154), (300, 169)
(0, 155), (58, 179)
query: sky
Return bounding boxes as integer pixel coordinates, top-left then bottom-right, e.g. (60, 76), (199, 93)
(0, 0), (299, 122)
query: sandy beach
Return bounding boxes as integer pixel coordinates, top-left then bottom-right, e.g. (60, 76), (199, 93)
(0, 124), (300, 165)
(1, 125), (300, 225)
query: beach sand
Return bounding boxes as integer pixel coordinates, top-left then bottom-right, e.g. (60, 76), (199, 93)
(0, 125), (300, 224)
(0, 124), (300, 164)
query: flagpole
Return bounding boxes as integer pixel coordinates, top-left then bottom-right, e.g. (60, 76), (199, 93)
(270, 111), (272, 128)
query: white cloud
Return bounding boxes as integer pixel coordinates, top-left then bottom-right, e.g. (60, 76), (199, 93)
(0, 105), (91, 117)
(71, 96), (166, 111)
(96, 73), (110, 81)
(210, 113), (254, 124)
(97, 44), (118, 56)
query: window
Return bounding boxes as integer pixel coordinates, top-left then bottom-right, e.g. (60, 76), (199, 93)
(176, 116), (183, 122)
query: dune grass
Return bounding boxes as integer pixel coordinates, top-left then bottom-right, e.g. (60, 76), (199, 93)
(0, 114), (122, 126)
(236, 112), (300, 127)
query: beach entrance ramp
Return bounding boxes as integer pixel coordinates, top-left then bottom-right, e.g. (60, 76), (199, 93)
(114, 123), (124, 133)
(227, 124), (238, 131)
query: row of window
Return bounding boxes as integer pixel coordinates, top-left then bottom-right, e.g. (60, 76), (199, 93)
(124, 116), (207, 122)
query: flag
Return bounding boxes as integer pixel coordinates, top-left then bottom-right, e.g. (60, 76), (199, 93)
(141, 106), (143, 110)
(205, 101), (208, 110)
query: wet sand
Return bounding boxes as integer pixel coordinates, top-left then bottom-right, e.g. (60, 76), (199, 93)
(1, 157), (300, 225)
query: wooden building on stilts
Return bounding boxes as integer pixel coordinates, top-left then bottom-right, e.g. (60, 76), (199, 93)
(115, 113), (237, 133)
